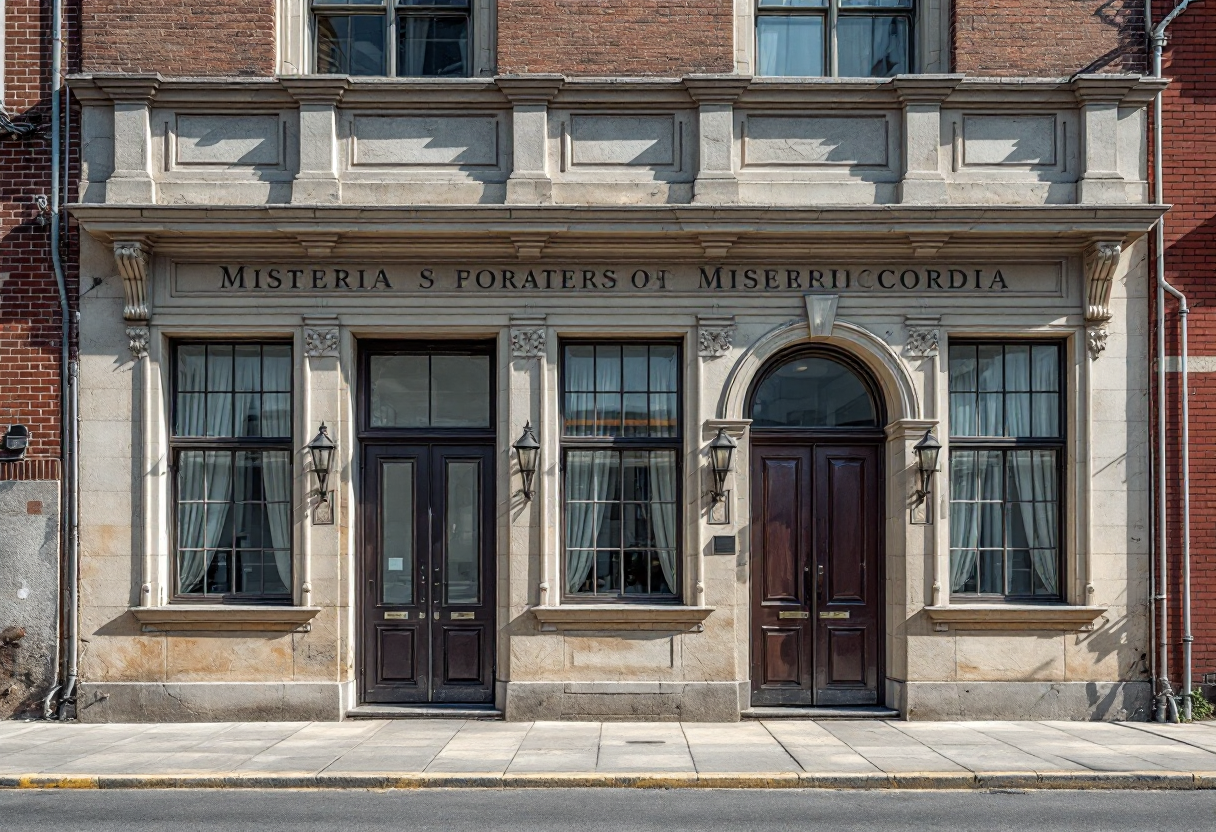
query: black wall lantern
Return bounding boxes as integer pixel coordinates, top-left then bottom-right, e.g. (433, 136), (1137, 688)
(1, 424), (30, 460)
(513, 422), (540, 500)
(911, 430), (942, 517)
(306, 423), (336, 503)
(708, 427), (738, 503)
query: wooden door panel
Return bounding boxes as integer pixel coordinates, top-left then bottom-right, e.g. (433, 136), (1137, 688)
(761, 627), (804, 687)
(814, 445), (881, 706)
(761, 458), (803, 602)
(826, 627), (866, 686)
(441, 627), (483, 684)
(751, 445), (814, 706)
(826, 458), (866, 604)
(378, 627), (419, 683)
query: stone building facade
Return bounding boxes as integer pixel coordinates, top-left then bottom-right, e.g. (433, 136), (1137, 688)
(65, 0), (1167, 721)
(1, 0), (68, 719)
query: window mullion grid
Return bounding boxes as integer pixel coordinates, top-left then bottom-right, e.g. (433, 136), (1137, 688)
(828, 0), (838, 77)
(387, 2), (397, 77)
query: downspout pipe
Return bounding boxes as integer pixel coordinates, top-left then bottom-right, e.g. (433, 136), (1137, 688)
(42, 0), (78, 719)
(1149, 0), (1197, 723)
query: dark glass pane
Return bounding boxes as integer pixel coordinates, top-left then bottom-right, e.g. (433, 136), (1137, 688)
(1005, 346), (1030, 391)
(977, 346), (1003, 392)
(650, 393), (678, 437)
(949, 392), (976, 437)
(564, 393), (593, 436)
(649, 346), (678, 392)
(621, 451), (652, 502)
(398, 15), (468, 77)
(949, 346), (977, 392)
(622, 393), (649, 438)
(234, 346), (261, 392)
(840, 0), (910, 5)
(205, 550), (232, 594)
(1032, 393), (1059, 438)
(234, 501), (266, 550)
(759, 0), (825, 5)
(624, 503), (655, 549)
(622, 346), (649, 391)
(205, 392), (233, 437)
(234, 392), (261, 437)
(750, 355), (876, 427)
(178, 345), (206, 392)
(595, 393), (622, 437)
(206, 345), (234, 391)
(836, 15), (909, 77)
(567, 550), (595, 594)
(977, 392), (1002, 436)
(565, 346), (595, 391)
(398, 0), (468, 5)
(1005, 392), (1030, 437)
(431, 355), (490, 427)
(178, 451), (205, 501)
(178, 503), (206, 549)
(233, 451), (264, 503)
(370, 355), (428, 427)
(950, 550), (977, 593)
(264, 554), (291, 595)
(595, 550), (620, 593)
(624, 551), (648, 594)
(317, 14), (387, 76)
(445, 460), (480, 605)
(261, 393), (291, 438)
(1007, 549), (1032, 596)
(236, 550), (264, 594)
(594, 503), (621, 549)
(651, 553), (674, 594)
(263, 345), (293, 392)
(176, 393), (205, 436)
(595, 345), (622, 392)
(1031, 345), (1058, 392)
(178, 551), (206, 594)
(978, 550), (1002, 594)
(757, 15), (825, 76)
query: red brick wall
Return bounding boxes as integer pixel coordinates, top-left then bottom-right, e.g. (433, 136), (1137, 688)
(497, 0), (734, 76)
(1152, 1), (1216, 696)
(953, 0), (1145, 76)
(79, 0), (275, 76)
(2, 0), (71, 463)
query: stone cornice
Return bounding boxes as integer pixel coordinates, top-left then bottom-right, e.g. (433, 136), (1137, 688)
(65, 72), (1168, 111)
(68, 204), (1167, 260)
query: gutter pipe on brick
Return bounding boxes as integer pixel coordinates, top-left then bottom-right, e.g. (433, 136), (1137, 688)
(40, 0), (79, 720)
(1149, 0), (1198, 723)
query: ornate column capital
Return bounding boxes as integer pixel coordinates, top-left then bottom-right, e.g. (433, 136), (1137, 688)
(510, 314), (547, 359)
(1083, 240), (1123, 360)
(126, 326), (150, 361)
(698, 315), (736, 358)
(114, 239), (151, 322)
(904, 314), (942, 359)
(303, 315), (340, 358)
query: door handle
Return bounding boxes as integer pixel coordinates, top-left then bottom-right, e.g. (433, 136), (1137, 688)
(817, 565), (825, 598)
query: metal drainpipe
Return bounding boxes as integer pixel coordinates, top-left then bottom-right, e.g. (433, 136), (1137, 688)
(1150, 0), (1198, 723)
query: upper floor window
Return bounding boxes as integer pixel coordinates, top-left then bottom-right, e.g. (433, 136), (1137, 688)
(756, 0), (912, 77)
(313, 0), (471, 76)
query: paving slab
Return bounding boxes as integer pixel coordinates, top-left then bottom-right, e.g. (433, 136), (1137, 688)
(423, 722), (531, 774)
(595, 723), (695, 773)
(682, 722), (798, 773)
(759, 721), (881, 773)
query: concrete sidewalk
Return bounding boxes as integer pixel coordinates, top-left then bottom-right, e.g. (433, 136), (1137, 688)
(3, 718), (1216, 790)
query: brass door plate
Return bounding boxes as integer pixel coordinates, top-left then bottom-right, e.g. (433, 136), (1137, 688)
(819, 611), (850, 619)
(384, 611), (408, 620)
(778, 611), (810, 619)
(451, 611), (475, 621)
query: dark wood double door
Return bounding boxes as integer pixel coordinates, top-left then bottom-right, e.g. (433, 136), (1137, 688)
(751, 442), (883, 706)
(362, 443), (495, 704)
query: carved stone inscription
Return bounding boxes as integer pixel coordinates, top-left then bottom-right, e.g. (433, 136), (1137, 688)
(174, 262), (1065, 297)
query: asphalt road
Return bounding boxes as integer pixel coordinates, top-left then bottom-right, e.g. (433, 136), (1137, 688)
(3, 788), (1216, 832)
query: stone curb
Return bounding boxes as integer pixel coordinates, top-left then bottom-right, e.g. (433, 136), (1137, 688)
(1, 771), (1215, 790)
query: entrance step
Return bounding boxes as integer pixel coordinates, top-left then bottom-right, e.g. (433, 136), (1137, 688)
(742, 706), (901, 720)
(346, 704), (502, 720)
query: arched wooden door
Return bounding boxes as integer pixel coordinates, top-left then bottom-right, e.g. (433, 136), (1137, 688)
(747, 349), (885, 707)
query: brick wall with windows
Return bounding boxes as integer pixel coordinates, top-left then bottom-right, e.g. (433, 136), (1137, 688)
(1151, 2), (1216, 698)
(952, 0), (1145, 76)
(79, 0), (275, 75)
(496, 0), (734, 76)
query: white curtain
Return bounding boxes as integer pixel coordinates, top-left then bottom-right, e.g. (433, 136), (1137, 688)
(649, 451), (677, 593)
(178, 347), (207, 436)
(948, 451), (978, 592)
(204, 451), (233, 577)
(234, 349), (260, 438)
(262, 451), (293, 591)
(206, 350), (233, 437)
(177, 451), (207, 593)
(758, 16), (823, 77)
(565, 451), (597, 593)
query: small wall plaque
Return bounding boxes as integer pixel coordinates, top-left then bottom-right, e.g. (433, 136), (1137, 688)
(708, 490), (730, 525)
(451, 611), (475, 621)
(819, 611), (850, 619)
(384, 611), (408, 620)
(778, 610), (810, 619)
(711, 535), (736, 556)
(312, 493), (334, 525)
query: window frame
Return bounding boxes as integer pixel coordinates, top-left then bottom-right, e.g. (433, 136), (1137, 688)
(754, 0), (916, 78)
(559, 339), (684, 604)
(946, 338), (1067, 603)
(169, 339), (296, 605)
(310, 0), (474, 77)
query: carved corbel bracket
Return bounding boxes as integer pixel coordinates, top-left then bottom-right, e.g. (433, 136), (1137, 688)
(698, 315), (736, 358)
(510, 314), (547, 359)
(1083, 241), (1123, 360)
(126, 326), (150, 361)
(114, 239), (150, 322)
(510, 234), (549, 260)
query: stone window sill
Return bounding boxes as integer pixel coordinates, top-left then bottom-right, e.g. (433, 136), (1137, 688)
(924, 604), (1107, 631)
(532, 605), (713, 632)
(131, 605), (322, 633)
